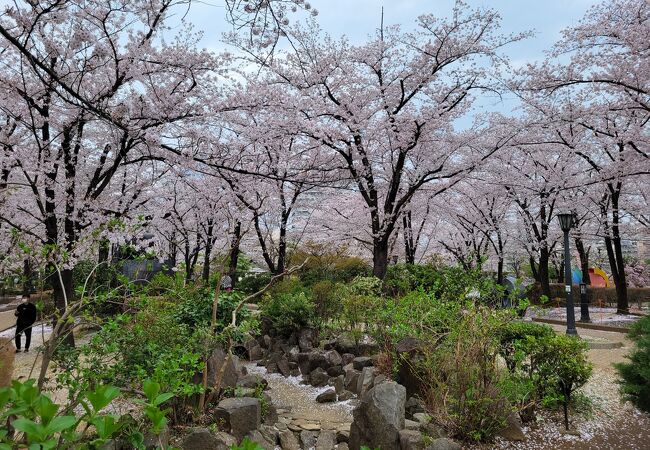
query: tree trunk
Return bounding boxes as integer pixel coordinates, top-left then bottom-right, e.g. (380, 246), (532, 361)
(202, 221), (214, 283)
(228, 220), (241, 288)
(575, 236), (590, 285)
(50, 265), (75, 347)
(604, 188), (628, 313)
(373, 239), (389, 279)
(403, 212), (415, 264)
(497, 257), (504, 285)
(539, 246), (551, 298)
(22, 259), (33, 297)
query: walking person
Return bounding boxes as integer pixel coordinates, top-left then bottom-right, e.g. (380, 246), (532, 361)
(14, 295), (37, 353)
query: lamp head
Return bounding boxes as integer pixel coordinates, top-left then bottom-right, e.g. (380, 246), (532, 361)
(557, 212), (574, 232)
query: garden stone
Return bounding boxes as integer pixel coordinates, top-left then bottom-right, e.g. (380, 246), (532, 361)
(263, 404), (279, 425)
(266, 362), (279, 374)
(144, 425), (169, 450)
(246, 430), (274, 450)
(310, 367), (329, 387)
(298, 328), (318, 352)
(420, 423), (446, 439)
(356, 366), (376, 397)
(214, 397), (261, 441)
(279, 430), (300, 450)
(323, 339), (336, 350)
(352, 356), (373, 370)
(399, 429), (425, 450)
(316, 430), (337, 450)
(334, 334), (357, 354)
(325, 349), (343, 366)
(300, 430), (319, 449)
(404, 419), (420, 430)
(207, 347), (239, 389)
(316, 389), (337, 403)
(373, 374), (388, 385)
(259, 425), (279, 446)
(181, 428), (224, 450)
(349, 381), (406, 450)
(425, 438), (461, 450)
(342, 353), (355, 366)
(263, 335), (272, 349)
(334, 375), (345, 393)
(336, 430), (350, 443)
(214, 432), (237, 448)
(287, 346), (300, 362)
(496, 413), (526, 441)
(327, 365), (344, 377)
(344, 368), (361, 394)
(338, 444), (350, 450)
(413, 413), (431, 424)
(405, 397), (426, 419)
(277, 356), (291, 377)
(338, 390), (355, 401)
(237, 374), (268, 390)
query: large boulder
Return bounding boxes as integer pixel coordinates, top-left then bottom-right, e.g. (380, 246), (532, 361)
(213, 397), (261, 441)
(395, 337), (425, 397)
(316, 430), (337, 450)
(325, 349), (343, 366)
(236, 374), (268, 390)
(356, 366), (376, 397)
(352, 357), (373, 370)
(278, 430), (300, 450)
(298, 328), (319, 352)
(399, 429), (425, 450)
(310, 367), (330, 387)
(316, 389), (337, 403)
(344, 368), (361, 394)
(349, 381), (406, 450)
(206, 347), (239, 390)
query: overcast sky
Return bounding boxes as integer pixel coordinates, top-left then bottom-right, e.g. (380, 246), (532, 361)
(179, 0), (601, 62)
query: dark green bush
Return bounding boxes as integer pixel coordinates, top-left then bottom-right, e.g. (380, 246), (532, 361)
(260, 291), (315, 336)
(174, 290), (250, 331)
(312, 280), (344, 325)
(498, 321), (555, 371)
(238, 273), (272, 295)
(615, 315), (650, 412)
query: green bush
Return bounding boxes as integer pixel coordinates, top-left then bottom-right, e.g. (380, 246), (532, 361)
(615, 315), (650, 412)
(175, 290), (251, 331)
(260, 292), (315, 336)
(498, 321), (555, 372)
(237, 273), (272, 295)
(311, 280), (344, 326)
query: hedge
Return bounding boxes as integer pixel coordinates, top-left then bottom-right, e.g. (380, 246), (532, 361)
(528, 283), (650, 309)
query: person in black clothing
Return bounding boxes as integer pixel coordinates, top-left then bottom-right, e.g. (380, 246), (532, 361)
(15, 295), (37, 353)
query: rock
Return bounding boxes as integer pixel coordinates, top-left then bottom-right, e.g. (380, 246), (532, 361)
(287, 346), (300, 362)
(263, 404), (278, 425)
(237, 374), (268, 390)
(405, 397), (426, 419)
(412, 413), (431, 424)
(497, 413), (526, 441)
(334, 334), (357, 354)
(373, 374), (388, 385)
(325, 350), (343, 366)
(344, 368), (361, 394)
(338, 444), (350, 450)
(349, 381), (406, 450)
(144, 425), (169, 450)
(258, 425), (279, 447)
(316, 430), (337, 450)
(310, 367), (330, 387)
(336, 430), (350, 443)
(214, 397), (261, 441)
(277, 356), (291, 377)
(298, 328), (318, 352)
(404, 419), (420, 430)
(316, 389), (337, 403)
(399, 429), (425, 450)
(266, 362), (279, 374)
(300, 430), (319, 449)
(279, 430), (300, 450)
(293, 419), (321, 431)
(419, 423), (446, 439)
(356, 366), (376, 397)
(334, 375), (345, 393)
(338, 390), (355, 401)
(182, 428), (223, 450)
(352, 356), (373, 370)
(395, 337), (425, 398)
(214, 432), (238, 448)
(206, 347), (239, 389)
(263, 335), (272, 349)
(327, 365), (344, 377)
(323, 339), (336, 350)
(246, 430), (274, 450)
(424, 438), (461, 450)
(342, 353), (356, 366)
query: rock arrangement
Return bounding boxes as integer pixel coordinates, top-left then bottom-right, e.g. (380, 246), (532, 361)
(179, 330), (468, 450)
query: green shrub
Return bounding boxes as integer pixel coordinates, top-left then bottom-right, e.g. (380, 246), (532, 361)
(260, 292), (315, 336)
(498, 321), (555, 372)
(312, 280), (344, 326)
(237, 273), (272, 295)
(615, 315), (650, 412)
(175, 290), (251, 331)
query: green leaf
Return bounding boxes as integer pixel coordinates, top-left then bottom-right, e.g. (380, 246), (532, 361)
(153, 392), (174, 407)
(46, 416), (77, 434)
(86, 385), (120, 412)
(13, 418), (44, 440)
(142, 380), (160, 403)
(92, 415), (121, 439)
(34, 395), (59, 425)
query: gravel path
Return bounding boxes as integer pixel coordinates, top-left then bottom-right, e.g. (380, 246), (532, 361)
(245, 363), (353, 426)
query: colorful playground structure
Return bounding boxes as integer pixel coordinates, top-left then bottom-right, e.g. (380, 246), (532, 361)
(572, 267), (611, 287)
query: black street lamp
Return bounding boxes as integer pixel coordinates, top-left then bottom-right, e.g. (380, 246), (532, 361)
(558, 212), (578, 336)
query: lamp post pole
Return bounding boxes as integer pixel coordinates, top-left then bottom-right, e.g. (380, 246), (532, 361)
(579, 283), (591, 322)
(558, 212), (578, 336)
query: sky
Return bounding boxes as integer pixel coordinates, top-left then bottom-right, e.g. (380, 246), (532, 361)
(176, 0), (601, 63)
